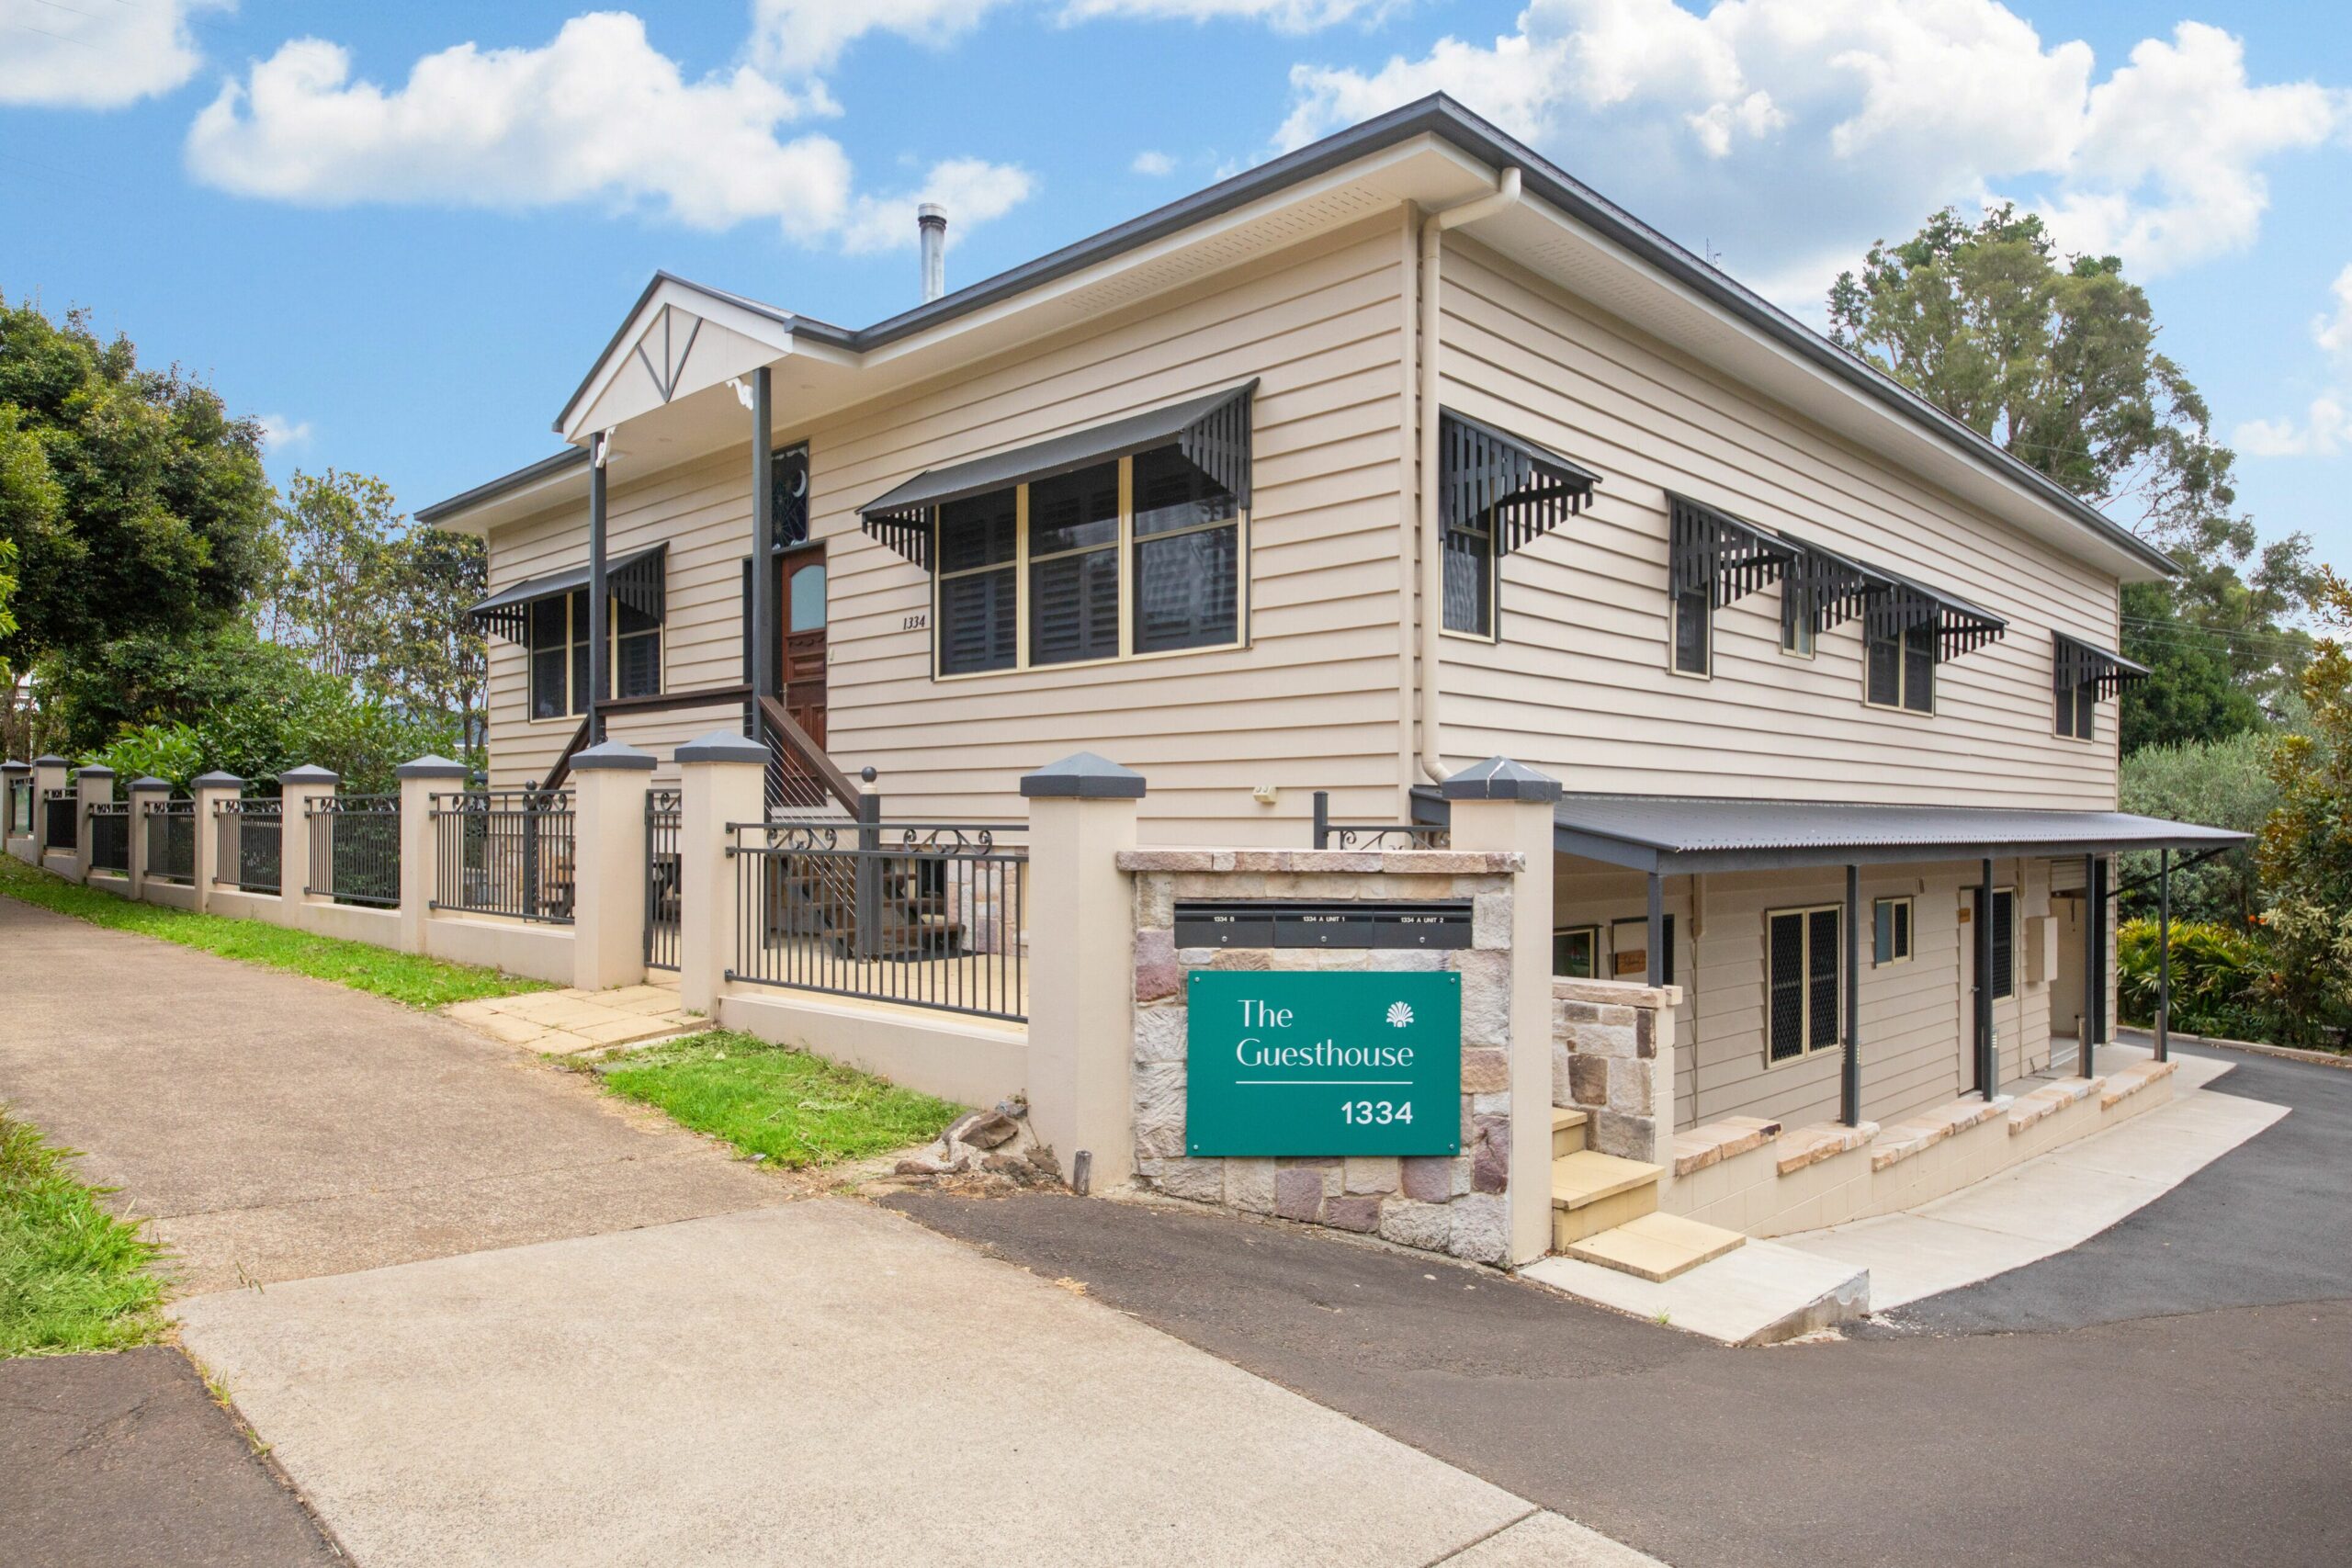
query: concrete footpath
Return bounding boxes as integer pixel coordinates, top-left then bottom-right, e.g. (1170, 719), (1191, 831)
(0, 896), (1653, 1567)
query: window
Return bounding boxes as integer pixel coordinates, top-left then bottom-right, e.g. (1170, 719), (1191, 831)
(933, 444), (1243, 676)
(1609, 915), (1677, 985)
(1991, 888), (2015, 1000)
(1866, 621), (1935, 713)
(770, 444), (809, 550)
(1553, 925), (1600, 979)
(1767, 906), (1841, 1063)
(1781, 581), (1815, 657)
(527, 588), (661, 718)
(1872, 896), (1912, 965)
(1443, 506), (1496, 637)
(1436, 412), (1598, 640)
(1671, 581), (1711, 675)
(2054, 678), (2097, 739)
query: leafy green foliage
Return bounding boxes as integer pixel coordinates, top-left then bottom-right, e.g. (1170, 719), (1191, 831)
(0, 1109), (164, 1356)
(0, 854), (552, 1009)
(2247, 570), (2352, 1050)
(2117, 731), (2276, 926)
(601, 1032), (965, 1168)
(2115, 919), (2267, 1041)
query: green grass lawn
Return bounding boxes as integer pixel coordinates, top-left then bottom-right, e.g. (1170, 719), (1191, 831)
(0, 855), (553, 1009)
(0, 1110), (164, 1357)
(599, 1031), (966, 1168)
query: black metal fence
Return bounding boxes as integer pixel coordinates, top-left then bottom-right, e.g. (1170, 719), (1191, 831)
(5, 777), (29, 838)
(1309, 790), (1449, 851)
(144, 800), (196, 884)
(306, 795), (401, 907)
(87, 802), (130, 874)
(213, 798), (282, 894)
(729, 820), (1027, 1021)
(645, 788), (681, 971)
(41, 789), (75, 853)
(430, 790), (575, 924)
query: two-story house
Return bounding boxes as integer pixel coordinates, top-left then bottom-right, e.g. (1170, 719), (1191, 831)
(420, 96), (2235, 1144)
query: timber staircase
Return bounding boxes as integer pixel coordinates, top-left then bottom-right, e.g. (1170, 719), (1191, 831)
(1548, 1109), (1746, 1282)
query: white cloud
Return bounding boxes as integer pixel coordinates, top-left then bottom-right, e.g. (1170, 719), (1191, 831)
(839, 156), (1037, 254)
(183, 14), (1030, 252)
(256, 414), (312, 453)
(1276, 2), (2342, 304)
(747, 0), (1011, 78)
(2233, 265), (2352, 459)
(0, 0), (230, 109)
(1059, 0), (1387, 28)
(1132, 149), (1176, 175)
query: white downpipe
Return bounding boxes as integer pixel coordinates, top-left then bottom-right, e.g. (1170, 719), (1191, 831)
(1415, 166), (1522, 785)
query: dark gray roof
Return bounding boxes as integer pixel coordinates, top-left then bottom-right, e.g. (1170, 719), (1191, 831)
(415, 446), (589, 525)
(439, 96), (2171, 579)
(860, 382), (1256, 518)
(1417, 788), (2245, 872)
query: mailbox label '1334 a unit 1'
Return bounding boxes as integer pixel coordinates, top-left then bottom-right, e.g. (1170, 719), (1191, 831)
(1184, 971), (1462, 1156)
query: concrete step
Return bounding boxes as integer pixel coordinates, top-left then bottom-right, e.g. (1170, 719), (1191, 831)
(1524, 1239), (1870, 1346)
(1551, 1106), (1589, 1160)
(1565, 1211), (1747, 1283)
(1550, 1150), (1661, 1247)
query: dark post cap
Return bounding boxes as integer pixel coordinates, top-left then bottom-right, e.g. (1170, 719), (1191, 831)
(128, 775), (173, 792)
(190, 771), (246, 789)
(31, 754), (67, 767)
(279, 763), (340, 784)
(74, 763), (115, 779)
(395, 755), (470, 781)
(571, 739), (659, 772)
(1440, 756), (1562, 803)
(1021, 751), (1147, 800)
(675, 729), (769, 765)
(0, 760), (28, 773)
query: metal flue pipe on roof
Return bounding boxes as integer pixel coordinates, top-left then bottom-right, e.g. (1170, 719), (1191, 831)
(919, 204), (947, 303)
(1413, 165), (1522, 786)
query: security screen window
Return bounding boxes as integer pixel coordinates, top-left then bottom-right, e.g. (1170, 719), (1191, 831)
(1992, 888), (2015, 999)
(1672, 581), (1711, 674)
(937, 489), (1019, 674)
(1442, 508), (1496, 637)
(1768, 906), (1840, 1062)
(1132, 446), (1239, 653)
(1027, 461), (1122, 667)
(1867, 621), (1935, 713)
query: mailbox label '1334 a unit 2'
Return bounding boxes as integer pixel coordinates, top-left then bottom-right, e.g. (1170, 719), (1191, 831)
(1184, 971), (1462, 1156)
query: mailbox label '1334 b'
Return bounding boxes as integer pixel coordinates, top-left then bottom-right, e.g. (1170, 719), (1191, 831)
(1183, 970), (1462, 1156)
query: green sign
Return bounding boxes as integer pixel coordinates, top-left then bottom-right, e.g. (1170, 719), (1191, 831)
(1185, 970), (1462, 1156)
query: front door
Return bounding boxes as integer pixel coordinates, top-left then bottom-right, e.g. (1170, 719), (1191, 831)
(781, 549), (827, 747)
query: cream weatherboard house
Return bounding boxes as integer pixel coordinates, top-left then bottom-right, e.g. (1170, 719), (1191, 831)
(420, 96), (2234, 1191)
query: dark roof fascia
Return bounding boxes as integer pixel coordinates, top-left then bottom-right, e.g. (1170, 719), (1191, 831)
(415, 446), (590, 524)
(512, 95), (2171, 579)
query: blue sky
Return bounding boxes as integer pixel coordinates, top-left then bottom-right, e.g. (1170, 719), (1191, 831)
(3, 1), (2346, 575)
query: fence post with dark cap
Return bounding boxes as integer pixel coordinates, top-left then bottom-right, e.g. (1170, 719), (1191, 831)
(1442, 756), (1566, 1263)
(72, 763), (116, 885)
(397, 756), (468, 953)
(1, 761), (28, 863)
(677, 728), (768, 1017)
(188, 771), (243, 914)
(127, 775), (171, 900)
(571, 739), (658, 990)
(1843, 863), (1860, 1126)
(279, 764), (339, 912)
(1023, 752), (1145, 1190)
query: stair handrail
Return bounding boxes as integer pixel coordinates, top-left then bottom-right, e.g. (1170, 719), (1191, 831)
(755, 694), (864, 818)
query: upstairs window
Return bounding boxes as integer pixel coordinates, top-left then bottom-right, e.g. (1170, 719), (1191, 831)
(1437, 410), (1599, 639)
(1768, 905), (1841, 1063)
(528, 587), (662, 717)
(1866, 621), (1936, 714)
(1132, 445), (1240, 653)
(1667, 494), (1791, 677)
(1672, 581), (1711, 675)
(2053, 634), (2146, 741)
(1780, 580), (1815, 658)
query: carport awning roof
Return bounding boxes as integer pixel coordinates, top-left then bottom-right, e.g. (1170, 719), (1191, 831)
(1419, 790), (2249, 873)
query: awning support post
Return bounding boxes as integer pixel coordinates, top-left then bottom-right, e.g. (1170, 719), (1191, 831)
(2087, 854), (2108, 1078)
(587, 435), (608, 744)
(1976, 856), (1996, 1100)
(1843, 863), (1860, 1126)
(2156, 849), (2171, 1064)
(1645, 871), (1663, 989)
(750, 367), (775, 725)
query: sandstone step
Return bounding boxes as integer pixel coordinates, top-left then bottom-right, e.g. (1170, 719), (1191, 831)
(1551, 1106), (1589, 1159)
(1564, 1211), (1747, 1283)
(1550, 1149), (1661, 1247)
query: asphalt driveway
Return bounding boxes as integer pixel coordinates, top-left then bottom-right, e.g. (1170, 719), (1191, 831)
(891, 1045), (2352, 1568)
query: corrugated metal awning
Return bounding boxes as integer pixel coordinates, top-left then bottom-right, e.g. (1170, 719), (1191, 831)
(468, 544), (666, 643)
(858, 381), (1258, 567)
(1413, 789), (2246, 873)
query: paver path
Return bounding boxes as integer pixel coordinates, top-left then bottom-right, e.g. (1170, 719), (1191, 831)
(0, 897), (785, 1294)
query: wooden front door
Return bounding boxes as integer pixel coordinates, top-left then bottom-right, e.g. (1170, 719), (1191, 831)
(781, 549), (827, 747)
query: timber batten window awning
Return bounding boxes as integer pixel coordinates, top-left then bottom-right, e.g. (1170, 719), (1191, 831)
(469, 544), (667, 642)
(2053, 633), (2150, 698)
(1774, 531), (2007, 660)
(1440, 411), (1600, 556)
(1668, 494), (1792, 608)
(858, 381), (1259, 569)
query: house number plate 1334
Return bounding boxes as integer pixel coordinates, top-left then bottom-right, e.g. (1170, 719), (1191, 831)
(1183, 971), (1462, 1157)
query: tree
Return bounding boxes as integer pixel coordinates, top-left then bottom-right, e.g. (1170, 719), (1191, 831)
(1828, 209), (2312, 748)
(0, 296), (275, 671)
(2249, 570), (2352, 1049)
(257, 468), (402, 682)
(2116, 731), (2275, 927)
(370, 527), (487, 761)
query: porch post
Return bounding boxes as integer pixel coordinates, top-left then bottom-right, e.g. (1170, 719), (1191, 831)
(1842, 863), (1860, 1126)
(1976, 856), (1996, 1100)
(2156, 849), (2171, 1064)
(1645, 871), (1664, 988)
(2087, 854), (2109, 1077)
(587, 433), (610, 744)
(750, 367), (775, 712)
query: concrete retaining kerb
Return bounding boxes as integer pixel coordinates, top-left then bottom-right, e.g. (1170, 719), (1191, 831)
(187, 772), (243, 913)
(676, 729), (765, 1016)
(1024, 751), (1145, 1190)
(571, 739), (659, 991)
(278, 764), (339, 907)
(1442, 757), (1564, 1265)
(396, 756), (469, 954)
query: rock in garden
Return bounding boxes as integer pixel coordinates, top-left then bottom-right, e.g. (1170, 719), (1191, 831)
(958, 1110), (1021, 1149)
